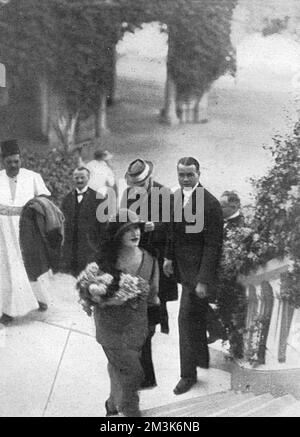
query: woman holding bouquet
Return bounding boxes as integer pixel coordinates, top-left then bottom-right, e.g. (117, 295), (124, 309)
(77, 209), (159, 417)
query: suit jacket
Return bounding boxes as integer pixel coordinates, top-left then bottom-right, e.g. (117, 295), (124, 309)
(121, 180), (178, 302)
(20, 196), (64, 281)
(224, 213), (244, 237)
(166, 183), (223, 301)
(60, 187), (103, 275)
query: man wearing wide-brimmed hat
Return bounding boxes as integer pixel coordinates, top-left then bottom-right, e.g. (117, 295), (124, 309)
(121, 158), (178, 389)
(0, 139), (51, 324)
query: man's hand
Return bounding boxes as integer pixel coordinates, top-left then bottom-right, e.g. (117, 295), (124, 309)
(163, 259), (174, 277)
(195, 282), (208, 299)
(144, 221), (155, 232)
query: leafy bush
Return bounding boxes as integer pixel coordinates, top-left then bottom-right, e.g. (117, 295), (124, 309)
(217, 121), (300, 359)
(249, 122), (300, 305)
(22, 148), (78, 206)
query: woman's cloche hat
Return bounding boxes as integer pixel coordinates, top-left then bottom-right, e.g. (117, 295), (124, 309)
(106, 209), (145, 241)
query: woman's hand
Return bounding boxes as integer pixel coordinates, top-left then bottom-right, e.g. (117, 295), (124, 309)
(195, 282), (208, 299)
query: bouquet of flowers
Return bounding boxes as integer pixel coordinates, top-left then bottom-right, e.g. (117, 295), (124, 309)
(76, 262), (149, 315)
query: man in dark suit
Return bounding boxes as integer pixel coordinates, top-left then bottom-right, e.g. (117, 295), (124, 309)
(164, 157), (223, 395)
(121, 158), (178, 389)
(206, 191), (244, 344)
(220, 190), (244, 234)
(61, 167), (103, 277)
(218, 190), (246, 359)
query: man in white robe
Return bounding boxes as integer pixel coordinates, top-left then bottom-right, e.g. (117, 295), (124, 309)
(0, 139), (51, 324)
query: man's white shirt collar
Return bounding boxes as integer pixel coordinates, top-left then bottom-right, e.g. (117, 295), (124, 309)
(183, 184), (198, 207)
(76, 186), (88, 203)
(225, 210), (240, 222)
(76, 186), (88, 195)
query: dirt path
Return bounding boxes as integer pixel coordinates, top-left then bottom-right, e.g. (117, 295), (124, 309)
(86, 71), (297, 203)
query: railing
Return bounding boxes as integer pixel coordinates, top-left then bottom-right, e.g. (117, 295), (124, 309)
(238, 258), (300, 367)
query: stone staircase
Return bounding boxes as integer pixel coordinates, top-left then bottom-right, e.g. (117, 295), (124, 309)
(143, 390), (300, 417)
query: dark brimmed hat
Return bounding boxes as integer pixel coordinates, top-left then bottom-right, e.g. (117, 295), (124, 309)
(1, 139), (20, 159)
(125, 159), (153, 184)
(106, 209), (145, 241)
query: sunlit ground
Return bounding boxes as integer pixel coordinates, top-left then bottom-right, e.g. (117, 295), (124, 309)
(102, 25), (300, 203)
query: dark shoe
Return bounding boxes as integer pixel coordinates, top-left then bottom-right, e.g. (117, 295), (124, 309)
(105, 400), (118, 417)
(140, 379), (157, 390)
(0, 314), (13, 325)
(173, 377), (197, 395)
(197, 360), (209, 369)
(38, 302), (48, 312)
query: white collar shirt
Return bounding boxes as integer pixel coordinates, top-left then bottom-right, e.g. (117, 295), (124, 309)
(182, 184), (198, 207)
(76, 186), (88, 203)
(224, 210), (240, 228)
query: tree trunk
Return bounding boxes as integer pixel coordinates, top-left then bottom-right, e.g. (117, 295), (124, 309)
(66, 111), (79, 151)
(160, 29), (179, 126)
(107, 44), (117, 106)
(39, 76), (49, 137)
(194, 90), (209, 123)
(0, 62), (5, 88)
(161, 71), (179, 125)
(95, 89), (109, 137)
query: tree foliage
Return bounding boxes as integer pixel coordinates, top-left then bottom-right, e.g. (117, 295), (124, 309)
(0, 0), (121, 118)
(161, 0), (237, 100)
(216, 120), (300, 361)
(0, 0), (238, 123)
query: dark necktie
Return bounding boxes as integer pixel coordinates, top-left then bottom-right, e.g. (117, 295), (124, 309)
(76, 190), (86, 204)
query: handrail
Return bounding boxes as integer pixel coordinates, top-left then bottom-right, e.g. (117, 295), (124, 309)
(237, 257), (299, 367)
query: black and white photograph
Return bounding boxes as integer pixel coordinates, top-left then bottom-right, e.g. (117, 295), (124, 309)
(0, 0), (299, 419)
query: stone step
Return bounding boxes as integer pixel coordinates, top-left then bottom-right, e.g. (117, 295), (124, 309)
(143, 391), (230, 417)
(148, 392), (253, 418)
(209, 393), (274, 417)
(182, 392), (254, 417)
(241, 395), (297, 417)
(275, 402), (300, 417)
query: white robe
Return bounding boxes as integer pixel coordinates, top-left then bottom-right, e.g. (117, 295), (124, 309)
(0, 168), (50, 317)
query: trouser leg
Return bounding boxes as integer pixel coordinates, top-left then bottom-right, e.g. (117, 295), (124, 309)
(140, 325), (156, 385)
(178, 286), (209, 379)
(160, 301), (169, 333)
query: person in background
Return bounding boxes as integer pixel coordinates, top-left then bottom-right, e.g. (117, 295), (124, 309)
(121, 158), (178, 389)
(85, 149), (116, 198)
(205, 191), (243, 344)
(164, 156), (223, 395)
(60, 167), (104, 277)
(0, 139), (51, 324)
(217, 190), (246, 359)
(220, 190), (244, 233)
